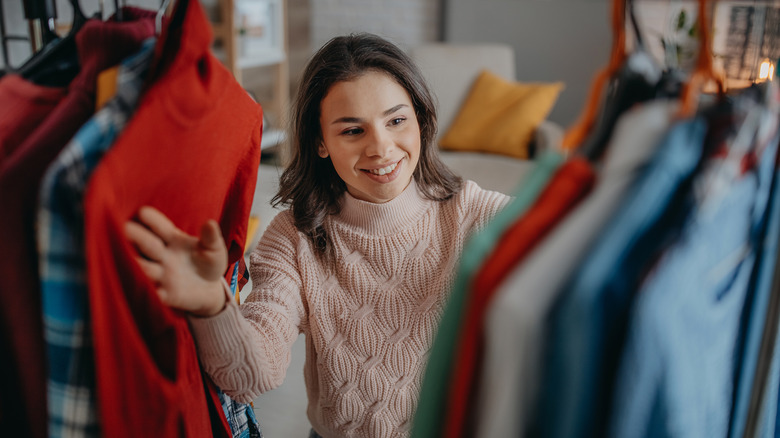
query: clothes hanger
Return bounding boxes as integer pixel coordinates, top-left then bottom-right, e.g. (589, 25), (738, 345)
(145, 0), (185, 83)
(676, 0), (725, 118)
(559, 0), (627, 154)
(570, 0), (666, 162)
(156, 0), (172, 35)
(15, 0), (89, 86)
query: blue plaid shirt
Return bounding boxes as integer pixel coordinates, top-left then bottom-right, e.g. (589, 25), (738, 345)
(37, 38), (156, 438)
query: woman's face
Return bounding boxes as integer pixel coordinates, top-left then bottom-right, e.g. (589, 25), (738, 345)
(318, 70), (421, 204)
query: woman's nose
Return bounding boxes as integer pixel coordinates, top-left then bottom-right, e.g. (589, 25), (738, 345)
(365, 127), (394, 157)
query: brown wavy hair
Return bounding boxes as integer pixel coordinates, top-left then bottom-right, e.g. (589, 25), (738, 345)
(273, 33), (462, 260)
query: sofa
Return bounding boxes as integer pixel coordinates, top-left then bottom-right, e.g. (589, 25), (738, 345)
(249, 42), (565, 245)
(409, 43), (564, 195)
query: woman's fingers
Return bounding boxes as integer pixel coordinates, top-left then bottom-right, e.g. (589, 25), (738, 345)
(125, 220), (167, 263)
(134, 256), (165, 282)
(137, 206), (187, 246)
(198, 219), (225, 251)
(124, 207), (227, 315)
(156, 287), (170, 303)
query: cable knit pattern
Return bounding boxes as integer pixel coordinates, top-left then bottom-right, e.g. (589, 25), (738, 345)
(189, 179), (509, 438)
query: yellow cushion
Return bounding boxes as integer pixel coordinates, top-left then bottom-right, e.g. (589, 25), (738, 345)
(440, 70), (564, 159)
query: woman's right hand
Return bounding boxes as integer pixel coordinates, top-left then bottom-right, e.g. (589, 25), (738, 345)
(124, 206), (229, 317)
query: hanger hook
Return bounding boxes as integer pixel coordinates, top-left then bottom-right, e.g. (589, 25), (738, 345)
(156, 0), (171, 35)
(69, 0), (87, 27)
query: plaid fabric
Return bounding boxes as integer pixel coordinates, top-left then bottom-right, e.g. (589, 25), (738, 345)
(36, 38), (156, 438)
(226, 256), (250, 300)
(220, 260), (263, 438)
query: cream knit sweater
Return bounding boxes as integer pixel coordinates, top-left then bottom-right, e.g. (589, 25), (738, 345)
(189, 179), (509, 438)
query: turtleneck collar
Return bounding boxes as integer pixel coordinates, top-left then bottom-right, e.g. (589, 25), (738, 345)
(73, 8), (156, 94)
(335, 179), (433, 235)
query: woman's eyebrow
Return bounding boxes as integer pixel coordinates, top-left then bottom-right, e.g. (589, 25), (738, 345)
(331, 104), (409, 125)
(382, 104), (408, 116)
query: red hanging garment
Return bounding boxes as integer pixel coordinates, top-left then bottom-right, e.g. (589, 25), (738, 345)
(82, 0), (262, 435)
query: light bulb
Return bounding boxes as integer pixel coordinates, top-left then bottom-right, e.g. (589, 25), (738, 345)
(759, 59), (774, 81)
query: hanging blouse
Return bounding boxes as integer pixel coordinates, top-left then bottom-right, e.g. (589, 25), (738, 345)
(81, 0), (263, 435)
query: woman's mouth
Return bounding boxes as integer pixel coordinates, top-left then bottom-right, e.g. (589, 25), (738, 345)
(367, 161), (398, 176)
(361, 159), (403, 182)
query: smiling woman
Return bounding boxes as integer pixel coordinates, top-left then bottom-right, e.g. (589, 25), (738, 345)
(317, 71), (421, 204)
(275, 32), (467, 263)
(124, 32), (511, 438)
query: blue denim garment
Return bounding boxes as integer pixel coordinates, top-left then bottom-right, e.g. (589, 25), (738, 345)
(536, 117), (709, 438)
(607, 103), (779, 438)
(756, 171), (780, 438)
(37, 38), (156, 438)
(730, 109), (780, 437)
(759, 328), (780, 438)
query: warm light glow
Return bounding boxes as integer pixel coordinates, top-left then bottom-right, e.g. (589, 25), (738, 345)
(759, 59), (775, 81)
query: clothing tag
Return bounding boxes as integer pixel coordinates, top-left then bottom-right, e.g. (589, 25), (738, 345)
(96, 65), (120, 110)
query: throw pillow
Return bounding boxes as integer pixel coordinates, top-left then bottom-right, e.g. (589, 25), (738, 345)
(440, 70), (564, 159)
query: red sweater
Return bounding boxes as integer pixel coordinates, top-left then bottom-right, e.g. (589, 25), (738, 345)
(0, 12), (155, 438)
(82, 0), (262, 436)
(0, 74), (65, 162)
(444, 158), (596, 437)
(0, 74), (64, 438)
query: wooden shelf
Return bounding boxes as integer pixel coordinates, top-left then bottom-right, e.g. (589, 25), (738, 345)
(206, 0), (289, 127)
(212, 46), (285, 69)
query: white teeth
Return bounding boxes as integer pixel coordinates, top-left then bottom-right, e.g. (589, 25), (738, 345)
(368, 162), (398, 176)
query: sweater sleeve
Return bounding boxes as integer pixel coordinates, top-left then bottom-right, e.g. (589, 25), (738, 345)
(459, 180), (512, 234)
(189, 211), (306, 404)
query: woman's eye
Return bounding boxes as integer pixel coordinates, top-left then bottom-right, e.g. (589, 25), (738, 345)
(389, 117), (405, 126)
(341, 128), (363, 136)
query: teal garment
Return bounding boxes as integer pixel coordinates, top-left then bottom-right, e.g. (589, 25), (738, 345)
(412, 149), (565, 437)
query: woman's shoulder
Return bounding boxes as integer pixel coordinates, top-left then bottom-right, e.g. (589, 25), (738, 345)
(261, 209), (302, 241)
(265, 208), (294, 228)
(445, 180), (511, 233)
(252, 209), (310, 259)
(455, 180), (511, 209)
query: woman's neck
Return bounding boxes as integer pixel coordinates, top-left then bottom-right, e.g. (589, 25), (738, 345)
(336, 179), (431, 235)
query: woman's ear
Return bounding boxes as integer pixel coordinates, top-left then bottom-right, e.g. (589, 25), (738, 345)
(318, 143), (329, 158)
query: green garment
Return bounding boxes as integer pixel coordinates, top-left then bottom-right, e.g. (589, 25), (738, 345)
(412, 149), (565, 437)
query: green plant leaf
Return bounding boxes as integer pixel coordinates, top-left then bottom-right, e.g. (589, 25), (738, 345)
(689, 20), (698, 37)
(677, 10), (687, 30)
